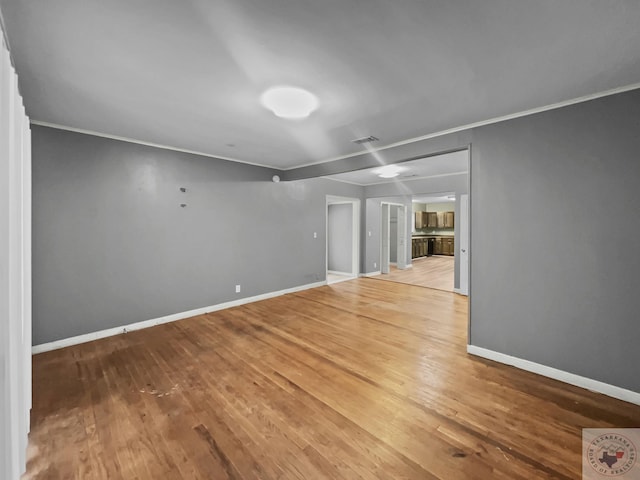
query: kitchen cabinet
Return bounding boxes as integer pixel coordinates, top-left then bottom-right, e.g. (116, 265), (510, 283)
(412, 237), (428, 258)
(431, 236), (455, 256)
(443, 237), (454, 255)
(413, 236), (454, 257)
(433, 237), (442, 255)
(415, 211), (454, 229)
(414, 212), (424, 229)
(413, 212), (427, 229)
(436, 211), (455, 228)
(443, 211), (454, 228)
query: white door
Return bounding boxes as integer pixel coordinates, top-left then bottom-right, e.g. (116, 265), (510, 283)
(396, 206), (408, 270)
(381, 204), (390, 274)
(459, 194), (469, 295)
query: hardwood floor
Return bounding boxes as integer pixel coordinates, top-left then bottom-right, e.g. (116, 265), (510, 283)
(26, 279), (640, 479)
(376, 255), (455, 292)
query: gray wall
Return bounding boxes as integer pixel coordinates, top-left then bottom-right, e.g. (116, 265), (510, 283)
(327, 203), (352, 273)
(32, 126), (363, 344)
(470, 88), (640, 393)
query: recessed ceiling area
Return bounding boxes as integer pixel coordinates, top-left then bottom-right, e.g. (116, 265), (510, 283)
(323, 150), (468, 186)
(2, 0), (640, 169)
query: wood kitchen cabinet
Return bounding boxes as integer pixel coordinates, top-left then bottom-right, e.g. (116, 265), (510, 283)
(443, 211), (454, 228)
(443, 237), (454, 255)
(432, 236), (454, 256)
(436, 211), (455, 228)
(433, 237), (442, 255)
(415, 211), (453, 229)
(413, 236), (454, 257)
(412, 237), (428, 258)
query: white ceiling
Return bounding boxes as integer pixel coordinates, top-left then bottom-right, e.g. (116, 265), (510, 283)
(2, 0), (640, 170)
(324, 149), (467, 186)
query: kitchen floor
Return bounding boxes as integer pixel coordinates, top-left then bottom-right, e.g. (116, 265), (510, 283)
(375, 256), (454, 292)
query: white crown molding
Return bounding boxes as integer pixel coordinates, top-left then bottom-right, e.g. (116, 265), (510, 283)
(32, 280), (326, 354)
(321, 175), (364, 186)
(29, 120), (276, 170)
(32, 82), (640, 173)
(285, 82), (640, 171)
(467, 345), (640, 406)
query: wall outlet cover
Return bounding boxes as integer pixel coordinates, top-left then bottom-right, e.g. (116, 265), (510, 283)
(235, 285), (241, 293)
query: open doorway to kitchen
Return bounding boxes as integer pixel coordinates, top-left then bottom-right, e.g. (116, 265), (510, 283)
(406, 192), (457, 292)
(326, 196), (360, 285)
(321, 148), (470, 295)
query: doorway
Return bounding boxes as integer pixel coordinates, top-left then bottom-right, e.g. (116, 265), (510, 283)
(380, 202), (408, 275)
(326, 196), (360, 284)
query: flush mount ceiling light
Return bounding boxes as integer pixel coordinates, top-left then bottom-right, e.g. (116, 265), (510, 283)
(260, 86), (319, 119)
(374, 164), (405, 178)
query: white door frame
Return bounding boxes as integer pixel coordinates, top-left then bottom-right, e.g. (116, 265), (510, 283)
(458, 194), (469, 296)
(380, 202), (407, 274)
(326, 196), (360, 283)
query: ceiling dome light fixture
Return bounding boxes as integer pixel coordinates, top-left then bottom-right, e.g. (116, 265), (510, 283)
(260, 86), (319, 119)
(374, 164), (404, 178)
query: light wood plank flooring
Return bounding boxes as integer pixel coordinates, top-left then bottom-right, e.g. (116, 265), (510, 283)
(376, 255), (455, 291)
(25, 279), (640, 479)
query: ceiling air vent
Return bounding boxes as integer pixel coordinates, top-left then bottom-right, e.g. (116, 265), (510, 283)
(352, 135), (379, 145)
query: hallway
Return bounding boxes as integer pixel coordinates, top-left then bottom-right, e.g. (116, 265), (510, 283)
(374, 256), (455, 292)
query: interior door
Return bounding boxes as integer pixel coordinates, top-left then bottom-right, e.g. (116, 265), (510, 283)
(396, 206), (407, 269)
(459, 194), (469, 295)
(381, 203), (390, 274)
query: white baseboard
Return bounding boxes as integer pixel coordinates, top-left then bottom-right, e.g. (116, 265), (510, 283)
(453, 287), (468, 296)
(327, 270), (352, 276)
(467, 345), (640, 406)
(32, 281), (327, 354)
(360, 271), (381, 277)
(327, 276), (356, 285)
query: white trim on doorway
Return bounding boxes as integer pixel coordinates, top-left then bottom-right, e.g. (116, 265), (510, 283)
(326, 196), (361, 284)
(380, 201), (408, 275)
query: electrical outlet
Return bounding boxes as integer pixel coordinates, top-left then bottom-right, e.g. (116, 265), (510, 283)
(368, 231), (372, 237)
(374, 262), (377, 269)
(235, 285), (241, 293)
(313, 232), (317, 238)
